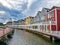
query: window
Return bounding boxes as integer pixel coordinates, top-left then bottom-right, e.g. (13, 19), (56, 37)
(35, 26), (38, 29)
(48, 11), (55, 21)
(40, 25), (42, 30)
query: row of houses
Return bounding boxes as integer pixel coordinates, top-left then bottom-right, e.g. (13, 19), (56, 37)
(6, 6), (60, 31)
(22, 6), (60, 31)
(25, 6), (58, 24)
(6, 19), (26, 25)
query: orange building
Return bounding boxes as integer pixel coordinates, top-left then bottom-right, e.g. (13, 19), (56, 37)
(25, 16), (34, 24)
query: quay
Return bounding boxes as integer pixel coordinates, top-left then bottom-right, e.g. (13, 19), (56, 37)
(0, 26), (14, 42)
(10, 25), (60, 43)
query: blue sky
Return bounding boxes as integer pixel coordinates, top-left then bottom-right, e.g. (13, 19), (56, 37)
(0, 0), (60, 24)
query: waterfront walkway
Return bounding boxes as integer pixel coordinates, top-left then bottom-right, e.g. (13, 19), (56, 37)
(28, 29), (60, 39)
(8, 25), (60, 39)
(12, 27), (60, 42)
(7, 25), (60, 42)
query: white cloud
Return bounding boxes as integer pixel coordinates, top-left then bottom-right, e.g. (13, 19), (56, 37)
(0, 0), (37, 12)
(0, 0), (12, 8)
(22, 0), (37, 16)
(43, 0), (60, 8)
(0, 0), (27, 10)
(27, 0), (37, 9)
(0, 11), (5, 14)
(8, 0), (29, 10)
(5, 0), (23, 10)
(3, 19), (9, 24)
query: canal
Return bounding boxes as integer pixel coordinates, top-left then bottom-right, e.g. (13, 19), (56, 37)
(0, 30), (60, 45)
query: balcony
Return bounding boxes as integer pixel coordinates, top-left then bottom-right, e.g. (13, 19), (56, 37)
(48, 21), (56, 25)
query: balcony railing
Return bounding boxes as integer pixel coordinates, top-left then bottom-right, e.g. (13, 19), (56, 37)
(48, 21), (56, 25)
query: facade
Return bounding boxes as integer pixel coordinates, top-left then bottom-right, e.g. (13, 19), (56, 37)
(12, 19), (26, 25)
(20, 6), (60, 32)
(6, 21), (14, 25)
(46, 6), (60, 31)
(19, 19), (26, 25)
(13, 21), (19, 25)
(25, 16), (34, 24)
(35, 8), (49, 23)
(34, 11), (41, 23)
(6, 19), (26, 25)
(40, 8), (49, 22)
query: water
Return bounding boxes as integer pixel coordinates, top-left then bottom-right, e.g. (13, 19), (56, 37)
(0, 30), (60, 45)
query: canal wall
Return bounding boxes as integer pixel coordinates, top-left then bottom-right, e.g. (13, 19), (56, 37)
(25, 29), (60, 42)
(0, 27), (14, 42)
(14, 28), (60, 43)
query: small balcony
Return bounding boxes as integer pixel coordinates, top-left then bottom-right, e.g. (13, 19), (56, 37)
(48, 21), (56, 25)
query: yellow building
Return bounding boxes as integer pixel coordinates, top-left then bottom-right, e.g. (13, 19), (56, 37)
(25, 16), (34, 24)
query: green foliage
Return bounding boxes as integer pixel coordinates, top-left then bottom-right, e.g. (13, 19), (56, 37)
(0, 23), (5, 26)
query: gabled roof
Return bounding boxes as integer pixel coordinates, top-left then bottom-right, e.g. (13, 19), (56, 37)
(36, 11), (41, 15)
(52, 6), (60, 9)
(44, 8), (50, 10)
(26, 16), (34, 19)
(42, 8), (50, 12)
(49, 6), (60, 11)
